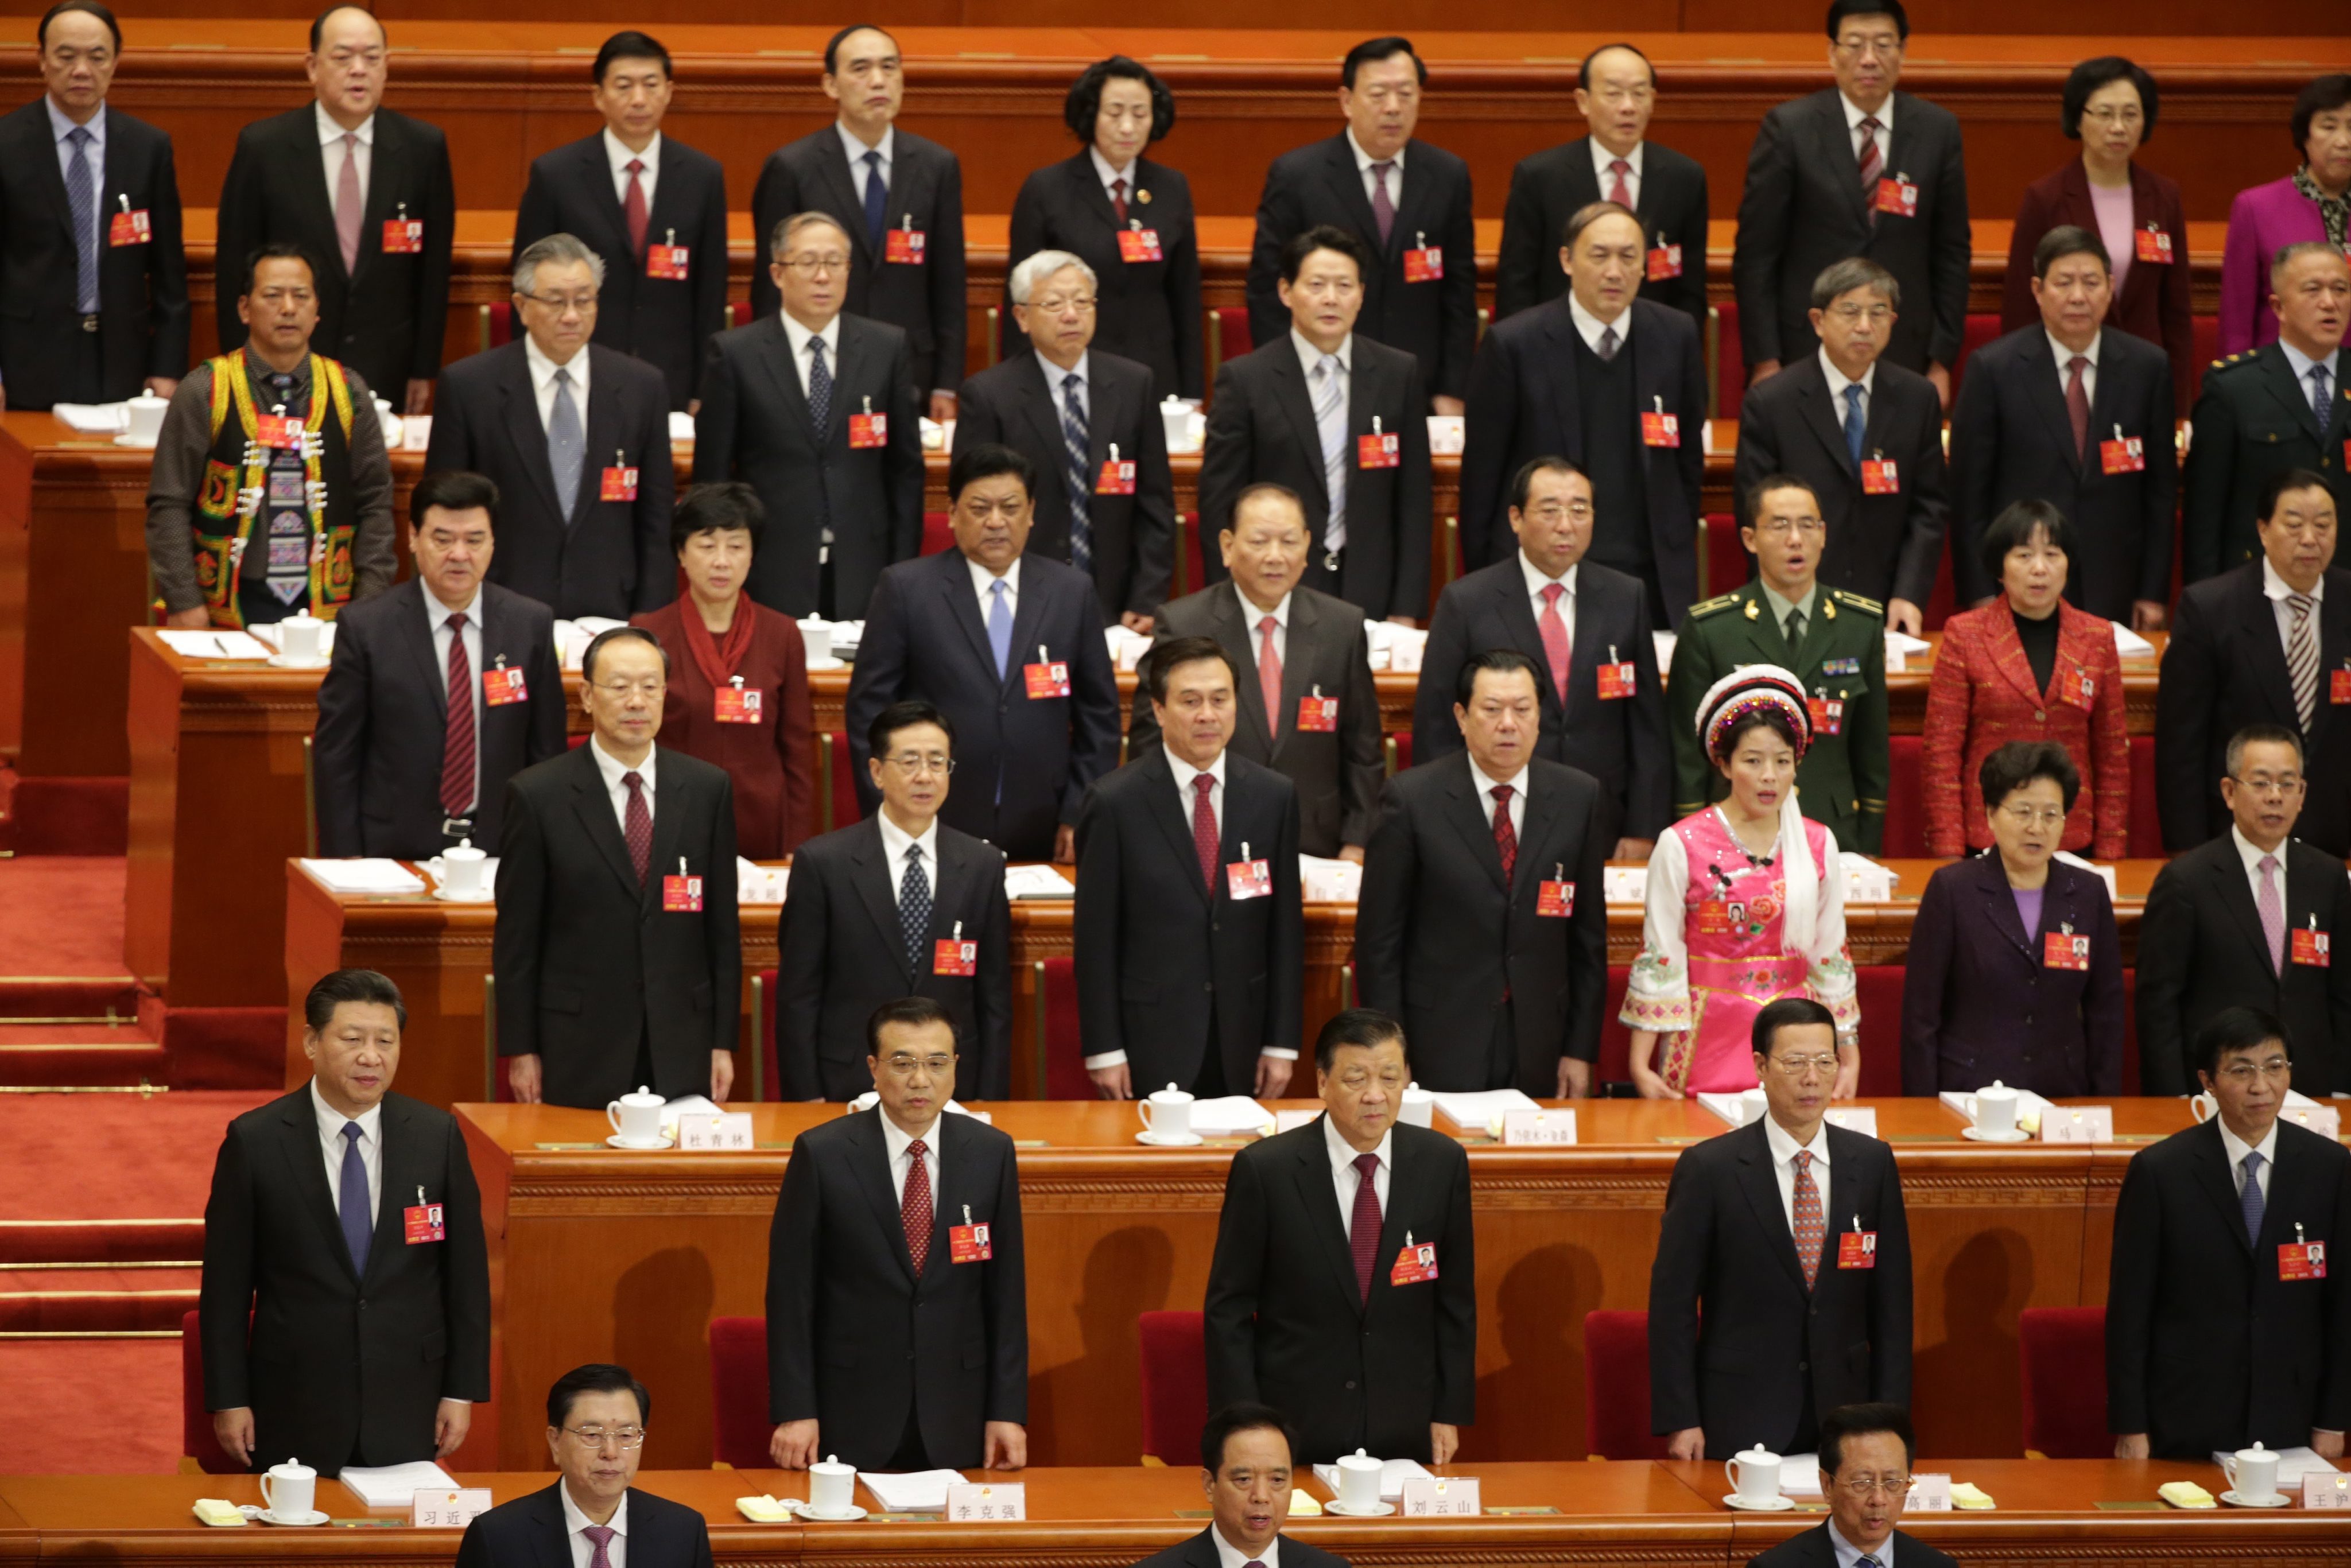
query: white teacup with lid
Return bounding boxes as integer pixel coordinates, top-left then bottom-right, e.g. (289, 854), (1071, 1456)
(1138, 1083), (1194, 1140)
(259, 1455), (316, 1518)
(439, 838), (488, 899)
(1724, 1446), (1782, 1505)
(1973, 1080), (2019, 1136)
(1334, 1448), (1383, 1512)
(2221, 1442), (2280, 1501)
(607, 1086), (664, 1144)
(125, 393), (169, 444)
(277, 611), (325, 663)
(808, 1453), (857, 1516)
(1400, 1081), (1434, 1127)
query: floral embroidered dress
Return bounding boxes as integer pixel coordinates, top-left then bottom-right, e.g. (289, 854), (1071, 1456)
(1621, 805), (1859, 1094)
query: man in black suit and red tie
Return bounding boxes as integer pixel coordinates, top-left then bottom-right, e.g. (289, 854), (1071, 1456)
(511, 32), (729, 413)
(1124, 1405), (1353, 1568)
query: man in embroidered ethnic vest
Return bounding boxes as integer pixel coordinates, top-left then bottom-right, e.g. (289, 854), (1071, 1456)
(145, 240), (394, 629)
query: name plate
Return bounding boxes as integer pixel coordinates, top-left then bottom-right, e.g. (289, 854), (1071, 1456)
(944, 1483), (1026, 1521)
(412, 1489), (493, 1528)
(2285, 1104), (2344, 1138)
(1823, 1107), (1879, 1138)
(1275, 1108), (1322, 1134)
(2040, 1107), (2114, 1143)
(677, 1112), (755, 1150)
(1399, 1477), (1481, 1517)
(1904, 1474), (1953, 1511)
(2304, 1472), (2351, 1508)
(1501, 1109), (1577, 1146)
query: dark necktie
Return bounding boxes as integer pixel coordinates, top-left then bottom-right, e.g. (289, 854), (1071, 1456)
(1369, 160), (1396, 246)
(900, 843), (932, 974)
(862, 149), (888, 253)
(1489, 783), (1518, 881)
(549, 367), (584, 519)
(1061, 372), (1093, 573)
(1349, 1151), (1382, 1303)
(2311, 364), (2334, 430)
(1793, 1150), (1824, 1290)
(623, 158), (649, 257)
(582, 1525), (615, 1568)
(2065, 355), (2091, 460)
(2241, 1150), (2267, 1246)
(439, 612), (474, 818)
(621, 770), (651, 885)
(1110, 176), (1128, 223)
(902, 1138), (934, 1272)
(337, 1121), (371, 1275)
(1784, 606), (1806, 651)
(1596, 324), (1621, 363)
(808, 336), (833, 435)
(1607, 157), (1632, 208)
(64, 127), (96, 315)
(1856, 115), (1883, 224)
(1843, 383), (1867, 467)
(1192, 775), (1219, 890)
(2287, 595), (2318, 732)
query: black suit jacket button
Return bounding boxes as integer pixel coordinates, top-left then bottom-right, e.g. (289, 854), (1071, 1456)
(1345, 1380), (1357, 1390)
(1798, 1361), (1807, 1371)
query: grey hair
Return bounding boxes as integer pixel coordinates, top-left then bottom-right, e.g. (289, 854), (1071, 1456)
(512, 233), (606, 297)
(2226, 722), (2305, 778)
(1009, 249), (1097, 306)
(2272, 239), (2350, 286)
(1810, 255), (1900, 314)
(770, 211), (851, 262)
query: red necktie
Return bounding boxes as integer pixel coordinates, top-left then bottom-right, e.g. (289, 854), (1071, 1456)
(902, 1138), (933, 1273)
(1856, 117), (1883, 225)
(1349, 1151), (1382, 1303)
(438, 612), (474, 818)
(1792, 1150), (1824, 1290)
(1607, 157), (1633, 208)
(623, 158), (649, 257)
(1257, 615), (1284, 742)
(622, 771), (651, 886)
(1192, 774), (1219, 890)
(2065, 355), (2091, 460)
(1111, 177), (1128, 223)
(1537, 584), (1572, 704)
(1490, 783), (1518, 882)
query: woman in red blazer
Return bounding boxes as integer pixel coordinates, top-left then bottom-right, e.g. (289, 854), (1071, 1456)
(631, 484), (817, 859)
(2000, 58), (2194, 414)
(1922, 502), (2129, 859)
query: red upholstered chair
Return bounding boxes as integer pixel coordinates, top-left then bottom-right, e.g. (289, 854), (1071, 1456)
(1205, 309), (1252, 393)
(1921, 533), (1957, 630)
(1037, 956), (1088, 1099)
(825, 733), (863, 831)
(709, 1316), (775, 1469)
(180, 1309), (247, 1474)
(1582, 1310), (1667, 1458)
(2019, 1306), (2109, 1458)
(1852, 967), (1905, 1096)
(1946, 312), (2003, 405)
(1137, 1310), (1209, 1465)
(2126, 736), (2160, 858)
(731, 301), (750, 328)
(1881, 734), (1924, 857)
(2189, 315), (2219, 403)
(483, 300), (514, 351)
(1703, 513), (1747, 603)
(921, 511), (953, 555)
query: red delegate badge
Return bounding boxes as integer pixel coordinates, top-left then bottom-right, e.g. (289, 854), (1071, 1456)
(2334, 668), (2351, 705)
(1537, 876), (1574, 918)
(646, 241), (689, 280)
(662, 870), (704, 913)
(2133, 228), (2173, 265)
(108, 207), (151, 247)
(1095, 448), (1136, 494)
(1873, 177), (1918, 218)
(2100, 433), (2146, 475)
(404, 1193), (446, 1244)
(2043, 931), (2091, 971)
(2292, 926), (2333, 968)
(848, 399), (887, 448)
(483, 665), (529, 707)
(950, 1207), (993, 1263)
(1861, 457), (1900, 495)
(715, 682), (763, 724)
(1358, 426), (1400, 468)
(1646, 243), (1682, 281)
(1696, 899), (1748, 936)
(1390, 1235), (1438, 1285)
(1838, 1229), (1878, 1269)
(1225, 852), (1272, 901)
(1597, 657), (1636, 700)
(933, 937), (978, 977)
(1808, 696), (1844, 735)
(1296, 692), (1338, 732)
(381, 217), (424, 254)
(1640, 410), (1680, 448)
(1116, 227), (1162, 263)
(2280, 1240), (2328, 1281)
(600, 464), (639, 502)
(1402, 241), (1442, 282)
(256, 413), (304, 450)
(1023, 648), (1071, 700)
(884, 226), (925, 265)
(2060, 670), (2097, 711)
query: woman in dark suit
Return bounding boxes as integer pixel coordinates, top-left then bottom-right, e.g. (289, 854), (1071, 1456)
(1901, 741), (2125, 1097)
(1004, 56), (1202, 402)
(631, 483), (816, 859)
(2001, 58), (2193, 413)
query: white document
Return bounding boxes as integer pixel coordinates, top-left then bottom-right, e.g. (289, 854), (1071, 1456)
(1299, 855), (1363, 905)
(1003, 864), (1072, 900)
(1425, 414), (1465, 455)
(246, 620), (339, 657)
(1103, 623), (1153, 673)
(2113, 624), (2156, 659)
(339, 1461), (459, 1509)
(399, 413), (433, 451)
(2213, 1446), (2338, 1487)
(51, 401), (130, 433)
(552, 616), (630, 670)
(2051, 851), (2117, 898)
(669, 410), (698, 444)
(300, 858), (428, 895)
(158, 629), (270, 660)
(1428, 1088), (1540, 1131)
(1883, 630), (1931, 673)
(1778, 1454), (1824, 1496)
(856, 1468), (967, 1512)
(1312, 1458), (1431, 1501)
(1188, 1096), (1276, 1136)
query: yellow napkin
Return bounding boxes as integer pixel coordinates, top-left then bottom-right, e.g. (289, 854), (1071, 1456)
(1949, 1482), (1995, 1509)
(2158, 1481), (2217, 1509)
(735, 1495), (794, 1522)
(191, 1499), (247, 1527)
(1288, 1489), (1323, 1515)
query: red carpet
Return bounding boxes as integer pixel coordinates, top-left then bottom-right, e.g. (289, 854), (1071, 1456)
(0, 858), (131, 979)
(5, 777), (129, 858)
(0, 1340), (183, 1472)
(0, 1090), (272, 1220)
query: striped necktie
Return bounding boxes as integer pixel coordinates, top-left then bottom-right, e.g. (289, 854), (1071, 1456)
(1061, 371), (1093, 573)
(2286, 593), (2318, 732)
(1314, 355), (1348, 556)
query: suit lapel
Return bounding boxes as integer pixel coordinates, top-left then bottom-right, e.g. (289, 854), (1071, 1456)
(1011, 359), (1069, 474)
(1733, 1121), (1809, 1291)
(642, 759), (688, 907)
(1209, 587), (1276, 751)
(352, 114), (402, 292)
(2314, 581), (2351, 748)
(1136, 750), (1212, 905)
(1817, 96), (1872, 231)
(1976, 858), (2031, 957)
(847, 1111), (921, 1280)
(278, 1090), (362, 1284)
(1980, 607), (2051, 710)
(1001, 562), (1051, 687)
(1515, 777), (1564, 895)
(1291, 1121), (1370, 1315)
(362, 1097), (424, 1285)
(29, 115), (75, 240)
(822, 320), (860, 442)
(1271, 592), (1321, 760)
(2186, 1120), (2255, 1252)
(498, 351), (567, 520)
(2208, 844), (2279, 979)
(1266, 350), (1328, 503)
(1441, 758), (1508, 892)
(816, 137), (873, 261)
(1796, 365), (1859, 478)
(567, 746), (645, 899)
(1541, 306), (1585, 462)
(849, 822), (918, 981)
(397, 583), (447, 721)
(2255, 348), (2325, 437)
(2018, 332), (2084, 475)
(577, 138), (636, 261)
(1322, 137), (1384, 255)
(577, 352), (626, 524)
(1065, 153), (1124, 235)
(934, 559), (1002, 685)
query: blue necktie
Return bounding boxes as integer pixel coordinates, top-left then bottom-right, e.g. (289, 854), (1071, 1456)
(1061, 372), (1093, 573)
(64, 126), (97, 315)
(900, 843), (932, 974)
(548, 366), (584, 519)
(862, 149), (887, 254)
(986, 578), (1013, 678)
(1843, 382), (1867, 467)
(337, 1121), (372, 1275)
(808, 335), (833, 434)
(2240, 1150), (2266, 1247)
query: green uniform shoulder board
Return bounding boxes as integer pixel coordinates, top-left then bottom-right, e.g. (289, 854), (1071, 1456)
(1687, 592), (1745, 619)
(1828, 589), (1885, 618)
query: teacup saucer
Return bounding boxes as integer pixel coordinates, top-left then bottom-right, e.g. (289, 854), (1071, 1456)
(266, 653), (329, 670)
(1322, 1499), (1394, 1517)
(2220, 1489), (2290, 1508)
(1136, 1130), (1205, 1147)
(111, 433), (158, 449)
(804, 655), (847, 673)
(430, 885), (492, 903)
(1722, 1493), (1795, 1512)
(258, 1508), (329, 1527)
(607, 1134), (675, 1151)
(1960, 1125), (2031, 1143)
(790, 1502), (867, 1522)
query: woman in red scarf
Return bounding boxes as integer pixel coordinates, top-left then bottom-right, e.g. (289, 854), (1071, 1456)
(632, 483), (817, 858)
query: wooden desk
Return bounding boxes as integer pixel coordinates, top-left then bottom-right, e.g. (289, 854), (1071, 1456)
(459, 1096), (2249, 1475)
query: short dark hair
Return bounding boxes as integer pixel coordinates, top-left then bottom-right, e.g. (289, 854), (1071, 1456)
(1978, 500), (2077, 585)
(1509, 456), (1586, 514)
(2291, 73), (2351, 154)
(546, 1363), (649, 1430)
(1712, 705), (1802, 767)
(1563, 199), (1644, 252)
(2061, 56), (2158, 141)
(2259, 466), (2336, 523)
(823, 22), (897, 76)
(1978, 740), (2081, 817)
(37, 0), (120, 51)
(1752, 996), (1837, 1057)
(868, 698), (956, 762)
(1577, 42), (1654, 92)
(1065, 56), (1176, 145)
(2193, 1006), (2291, 1084)
(1313, 1007), (1406, 1073)
(948, 441), (1035, 506)
(1142, 635), (1240, 705)
(2033, 224), (2111, 280)
(1454, 647), (1545, 708)
(1199, 1402), (1298, 1474)
(304, 967), (406, 1032)
(2226, 722), (2305, 778)
(1279, 224), (1371, 288)
(867, 995), (955, 1059)
(1743, 472), (1821, 522)
(581, 625), (668, 685)
(242, 241), (319, 298)
(409, 469), (499, 533)
(1824, 0), (1908, 41)
(593, 29), (671, 83)
(670, 482), (764, 557)
(309, 3), (383, 54)
(1818, 1402), (1914, 1474)
(1341, 36), (1425, 91)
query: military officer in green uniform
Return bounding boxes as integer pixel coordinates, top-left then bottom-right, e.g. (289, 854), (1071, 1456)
(1668, 473), (1888, 852)
(2182, 241), (2351, 584)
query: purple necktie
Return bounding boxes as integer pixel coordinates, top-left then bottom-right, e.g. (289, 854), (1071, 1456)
(2257, 854), (2286, 976)
(1369, 160), (1396, 246)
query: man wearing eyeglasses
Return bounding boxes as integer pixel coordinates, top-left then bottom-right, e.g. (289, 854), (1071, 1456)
(2108, 1007), (2351, 1462)
(1650, 996), (1913, 1462)
(427, 233), (676, 621)
(1744, 1403), (1957, 1567)
(766, 996), (1029, 1473)
(455, 1364), (713, 1568)
(777, 700), (1011, 1100)
(2137, 724), (2351, 1096)
(1670, 476), (1888, 854)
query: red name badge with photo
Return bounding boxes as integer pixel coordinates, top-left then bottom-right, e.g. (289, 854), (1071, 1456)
(1226, 856), (1273, 901)
(108, 208), (151, 247)
(483, 666), (529, 707)
(1646, 243), (1682, 281)
(2292, 927), (2333, 968)
(933, 937), (979, 976)
(1861, 457), (1900, 495)
(1359, 429), (1400, 468)
(884, 227), (925, 265)
(2281, 1240), (2327, 1280)
(848, 409), (887, 448)
(256, 413), (304, 450)
(1809, 696), (1845, 735)
(715, 685), (763, 724)
(381, 218), (424, 254)
(404, 1200), (445, 1244)
(1117, 228), (1163, 263)
(1095, 456), (1136, 495)
(1297, 693), (1339, 732)
(2334, 668), (2351, 704)
(2043, 931), (2092, 971)
(1597, 659), (1636, 700)
(646, 244), (688, 280)
(949, 1220), (992, 1263)
(600, 465), (639, 502)
(1696, 899), (1747, 936)
(1874, 177), (1918, 218)
(1023, 656), (1071, 700)
(1390, 1237), (1438, 1285)
(1403, 245), (1442, 283)
(1640, 411), (1681, 448)
(662, 874), (704, 913)
(1537, 879), (1575, 918)
(1838, 1229), (1878, 1269)
(2134, 228), (2174, 265)
(2060, 670), (2097, 711)
(2100, 435), (2146, 475)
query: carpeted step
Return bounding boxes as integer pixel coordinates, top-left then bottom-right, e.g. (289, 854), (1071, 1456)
(0, 1267), (200, 1294)
(0, 1288), (194, 1334)
(5, 776), (129, 857)
(0, 979), (143, 1024)
(0, 1043), (169, 1088)
(0, 1220), (203, 1266)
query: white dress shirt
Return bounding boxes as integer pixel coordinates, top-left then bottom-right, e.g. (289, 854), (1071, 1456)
(1566, 293), (1630, 355)
(311, 1077), (383, 1225)
(2217, 1115), (2280, 1205)
(1519, 553), (1579, 655)
(1167, 745), (1228, 843)
(2230, 822), (2296, 923)
(1038, 350), (1091, 425)
(1825, 1519), (1891, 1568)
(424, 585), (484, 814)
(879, 1106), (943, 1205)
(1325, 1114), (1393, 1239)
(2262, 555), (2328, 665)
(968, 552), (1021, 626)
(1841, 93), (1892, 158)
(1818, 348), (1878, 427)
(2047, 329), (2100, 408)
(779, 311), (843, 401)
(1589, 138), (1643, 208)
(839, 123), (895, 205)
(558, 1479), (628, 1568)
(524, 334), (593, 435)
(1345, 129), (1403, 214)
(603, 127), (661, 211)
(44, 98), (106, 308)
(1291, 328), (1352, 386)
(1233, 585), (1291, 672)
(875, 809), (942, 909)
(588, 737), (655, 837)
(316, 103), (374, 215)
(1467, 757), (1529, 840)
(1763, 1113), (1832, 1235)
(1089, 146), (1137, 200)
(1209, 1526), (1279, 1568)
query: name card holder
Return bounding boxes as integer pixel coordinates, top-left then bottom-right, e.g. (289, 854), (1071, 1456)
(944, 1482), (1026, 1521)
(1501, 1109), (1577, 1146)
(1399, 1477), (1481, 1517)
(2285, 1104), (2344, 1138)
(413, 1489), (494, 1528)
(2040, 1107), (2114, 1143)
(677, 1112), (755, 1150)
(1904, 1474), (1953, 1511)
(1823, 1107), (1879, 1138)
(2304, 1472), (2351, 1508)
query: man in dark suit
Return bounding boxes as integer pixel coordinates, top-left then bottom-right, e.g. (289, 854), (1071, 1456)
(200, 968), (490, 1473)
(2158, 469), (2350, 857)
(1126, 1404), (1353, 1568)
(494, 626), (740, 1109)
(2137, 724), (2351, 1096)
(748, 25), (965, 418)
(2181, 243), (2351, 583)
(766, 997), (1027, 1472)
(778, 700), (1011, 1101)
(1204, 1008), (1475, 1465)
(1076, 637), (1303, 1100)
(954, 249), (1173, 630)
(2109, 1007), (2351, 1460)
(1651, 997), (1914, 1461)
(844, 444), (1121, 864)
(694, 211), (924, 619)
(1130, 484), (1382, 860)
(1246, 37), (1476, 414)
(0, 1), (186, 409)
(1732, 0), (1969, 399)
(455, 1364), (713, 1568)
(1493, 43), (1708, 335)
(1744, 1404), (1959, 1568)
(1733, 257), (1948, 635)
(1364, 649), (1610, 1093)
(1462, 201), (1706, 623)
(1413, 461), (1670, 856)
(510, 32), (728, 413)
(215, 6), (453, 413)
(313, 468), (564, 861)
(1950, 226), (2178, 629)
(426, 234), (676, 622)
(1202, 225), (1431, 623)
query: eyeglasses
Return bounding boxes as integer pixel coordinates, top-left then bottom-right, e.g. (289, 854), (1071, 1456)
(1832, 35), (1903, 57)
(1826, 303), (1892, 325)
(1767, 1053), (1841, 1077)
(1834, 1473), (1912, 1499)
(591, 679), (665, 698)
(1997, 803), (2067, 828)
(522, 291), (599, 312)
(881, 1053), (955, 1076)
(779, 254), (849, 275)
(1030, 294), (1097, 315)
(2232, 772), (2306, 798)
(564, 1425), (646, 1449)
(1752, 518), (1826, 538)
(2216, 1056), (2292, 1084)
(2081, 107), (2144, 127)
(885, 752), (956, 777)
(1523, 502), (1595, 523)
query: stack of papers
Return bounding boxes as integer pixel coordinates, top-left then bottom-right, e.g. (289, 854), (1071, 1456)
(1603, 865), (1649, 905)
(340, 1461), (458, 1509)
(1004, 865), (1072, 900)
(159, 629), (270, 660)
(2113, 624), (2156, 659)
(301, 858), (428, 895)
(1299, 855), (1363, 904)
(1698, 1088), (1768, 1127)
(2212, 1446), (2338, 1487)
(1311, 1458), (1431, 1500)
(2052, 852), (2117, 897)
(1188, 1096), (1276, 1136)
(51, 401), (130, 433)
(856, 1469), (965, 1512)
(1777, 1454), (1823, 1496)
(1430, 1088), (1540, 1133)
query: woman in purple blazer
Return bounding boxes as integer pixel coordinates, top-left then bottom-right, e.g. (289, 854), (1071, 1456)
(1900, 741), (2126, 1098)
(2218, 73), (2351, 356)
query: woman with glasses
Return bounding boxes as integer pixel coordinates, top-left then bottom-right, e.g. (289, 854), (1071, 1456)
(1922, 500), (2129, 860)
(631, 482), (815, 858)
(1624, 667), (1860, 1099)
(1900, 741), (2124, 1096)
